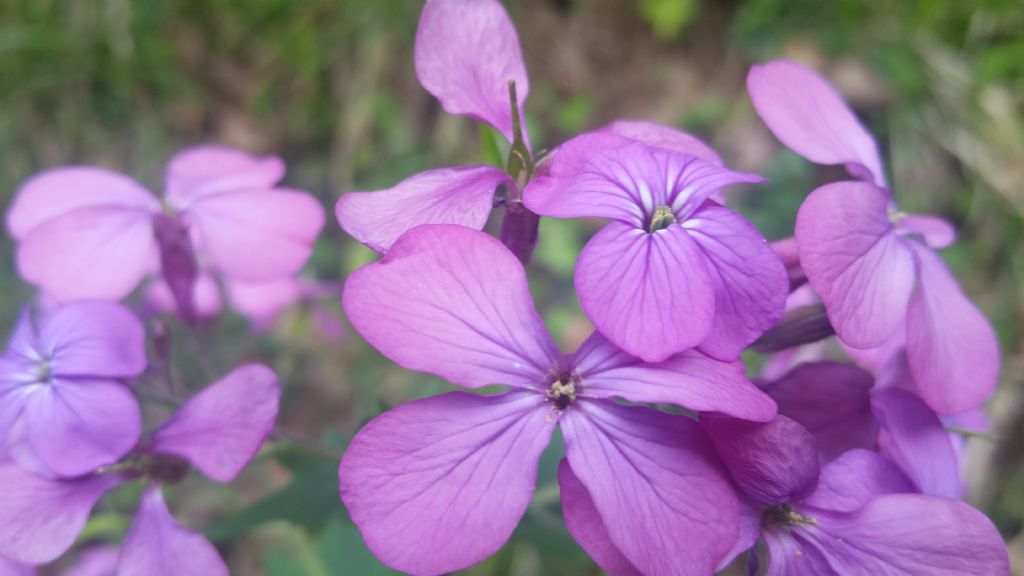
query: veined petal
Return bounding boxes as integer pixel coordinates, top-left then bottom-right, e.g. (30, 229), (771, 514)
(117, 487), (228, 576)
(165, 145), (285, 207)
(62, 546), (120, 576)
(763, 528), (834, 576)
(807, 495), (1009, 575)
(601, 120), (722, 164)
(765, 362), (878, 461)
(145, 273), (224, 321)
(796, 181), (915, 348)
(557, 461), (642, 576)
(898, 213), (956, 249)
(41, 301), (147, 379)
(336, 165), (510, 253)
(573, 331), (775, 421)
(188, 188), (324, 282)
(561, 400), (739, 576)
(16, 206), (159, 302)
(684, 204), (787, 360)
(414, 0), (529, 142)
(872, 388), (961, 498)
(748, 60), (886, 187)
(905, 243), (999, 414)
(339, 391), (554, 576)
(7, 167), (158, 240)
(575, 222), (714, 362)
(343, 225), (558, 389)
(0, 463), (121, 564)
(25, 378), (141, 477)
(801, 448), (914, 513)
(153, 364), (279, 483)
(5, 309), (41, 363)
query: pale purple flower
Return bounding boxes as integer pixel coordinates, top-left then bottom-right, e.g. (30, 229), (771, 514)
(522, 132), (787, 362)
(339, 224), (776, 576)
(0, 302), (146, 477)
(0, 557), (33, 576)
(337, 0), (531, 257)
(7, 146), (324, 321)
(0, 364), (279, 571)
(748, 60), (999, 414)
(696, 414), (1009, 576)
(60, 546), (119, 576)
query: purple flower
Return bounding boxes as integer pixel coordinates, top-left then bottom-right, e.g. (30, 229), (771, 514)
(748, 60), (999, 414)
(522, 131), (787, 362)
(337, 0), (532, 257)
(0, 364), (279, 571)
(7, 146), (324, 321)
(339, 224), (776, 576)
(0, 302), (146, 477)
(696, 413), (1009, 575)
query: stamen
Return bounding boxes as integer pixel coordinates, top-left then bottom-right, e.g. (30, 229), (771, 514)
(648, 205), (677, 232)
(545, 370), (580, 411)
(761, 503), (817, 528)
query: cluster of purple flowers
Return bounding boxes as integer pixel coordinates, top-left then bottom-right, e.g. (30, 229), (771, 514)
(333, 1), (1009, 575)
(0, 0), (1011, 574)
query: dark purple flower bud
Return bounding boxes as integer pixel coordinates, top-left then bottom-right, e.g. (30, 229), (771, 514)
(702, 413), (820, 505)
(153, 213), (198, 323)
(499, 201), (540, 264)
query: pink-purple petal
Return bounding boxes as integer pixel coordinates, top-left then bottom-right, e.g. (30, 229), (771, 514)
(336, 165), (510, 253)
(338, 391), (554, 576)
(6, 167), (159, 241)
(898, 213), (956, 249)
(0, 558), (33, 576)
(762, 528), (834, 576)
(117, 487), (228, 576)
(343, 225), (558, 389)
(188, 189), (324, 282)
(801, 448), (914, 512)
(41, 301), (147, 379)
(16, 206), (159, 302)
(557, 460), (642, 576)
(0, 463), (121, 564)
(905, 243), (999, 414)
(560, 400), (739, 576)
(795, 181), (915, 348)
(684, 204), (787, 359)
(62, 546), (120, 576)
(414, 0), (529, 142)
(600, 120), (723, 164)
(153, 364), (279, 483)
(747, 60), (887, 187)
(573, 332), (776, 421)
(575, 222), (715, 362)
(164, 145), (285, 207)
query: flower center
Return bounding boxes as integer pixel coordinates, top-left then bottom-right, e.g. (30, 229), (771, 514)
(648, 205), (676, 232)
(761, 503), (817, 528)
(35, 360), (53, 383)
(544, 369), (580, 411)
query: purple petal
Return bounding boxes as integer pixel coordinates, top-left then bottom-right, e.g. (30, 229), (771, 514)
(415, 0), (529, 142)
(795, 181), (915, 348)
(557, 460), (642, 576)
(810, 495), (1009, 575)
(762, 528), (836, 576)
(16, 207), (159, 302)
(0, 463), (120, 564)
(24, 378), (140, 477)
(343, 225), (558, 389)
(62, 546), (120, 576)
(117, 487), (228, 576)
(225, 277), (303, 325)
(7, 167), (159, 241)
(339, 391), (554, 576)
(747, 60), (887, 187)
(872, 388), (961, 498)
(153, 364), (279, 483)
(905, 243), (999, 414)
(145, 273), (224, 320)
(575, 222), (715, 362)
(600, 120), (722, 164)
(702, 414), (819, 505)
(573, 331), (776, 421)
(188, 189), (324, 282)
(765, 362), (879, 461)
(336, 165), (510, 253)
(41, 301), (147, 378)
(898, 213), (956, 249)
(802, 448), (913, 512)
(560, 400), (739, 576)
(718, 503), (763, 571)
(684, 204), (787, 359)
(0, 558), (33, 576)
(4, 310), (40, 364)
(164, 145), (285, 207)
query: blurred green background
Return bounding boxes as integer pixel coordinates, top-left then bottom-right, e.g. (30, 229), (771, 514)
(2, 0), (1023, 574)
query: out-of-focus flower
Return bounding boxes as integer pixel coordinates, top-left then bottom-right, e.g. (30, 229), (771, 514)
(339, 224), (776, 576)
(748, 60), (998, 415)
(523, 132), (786, 362)
(7, 146), (324, 323)
(0, 302), (146, 477)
